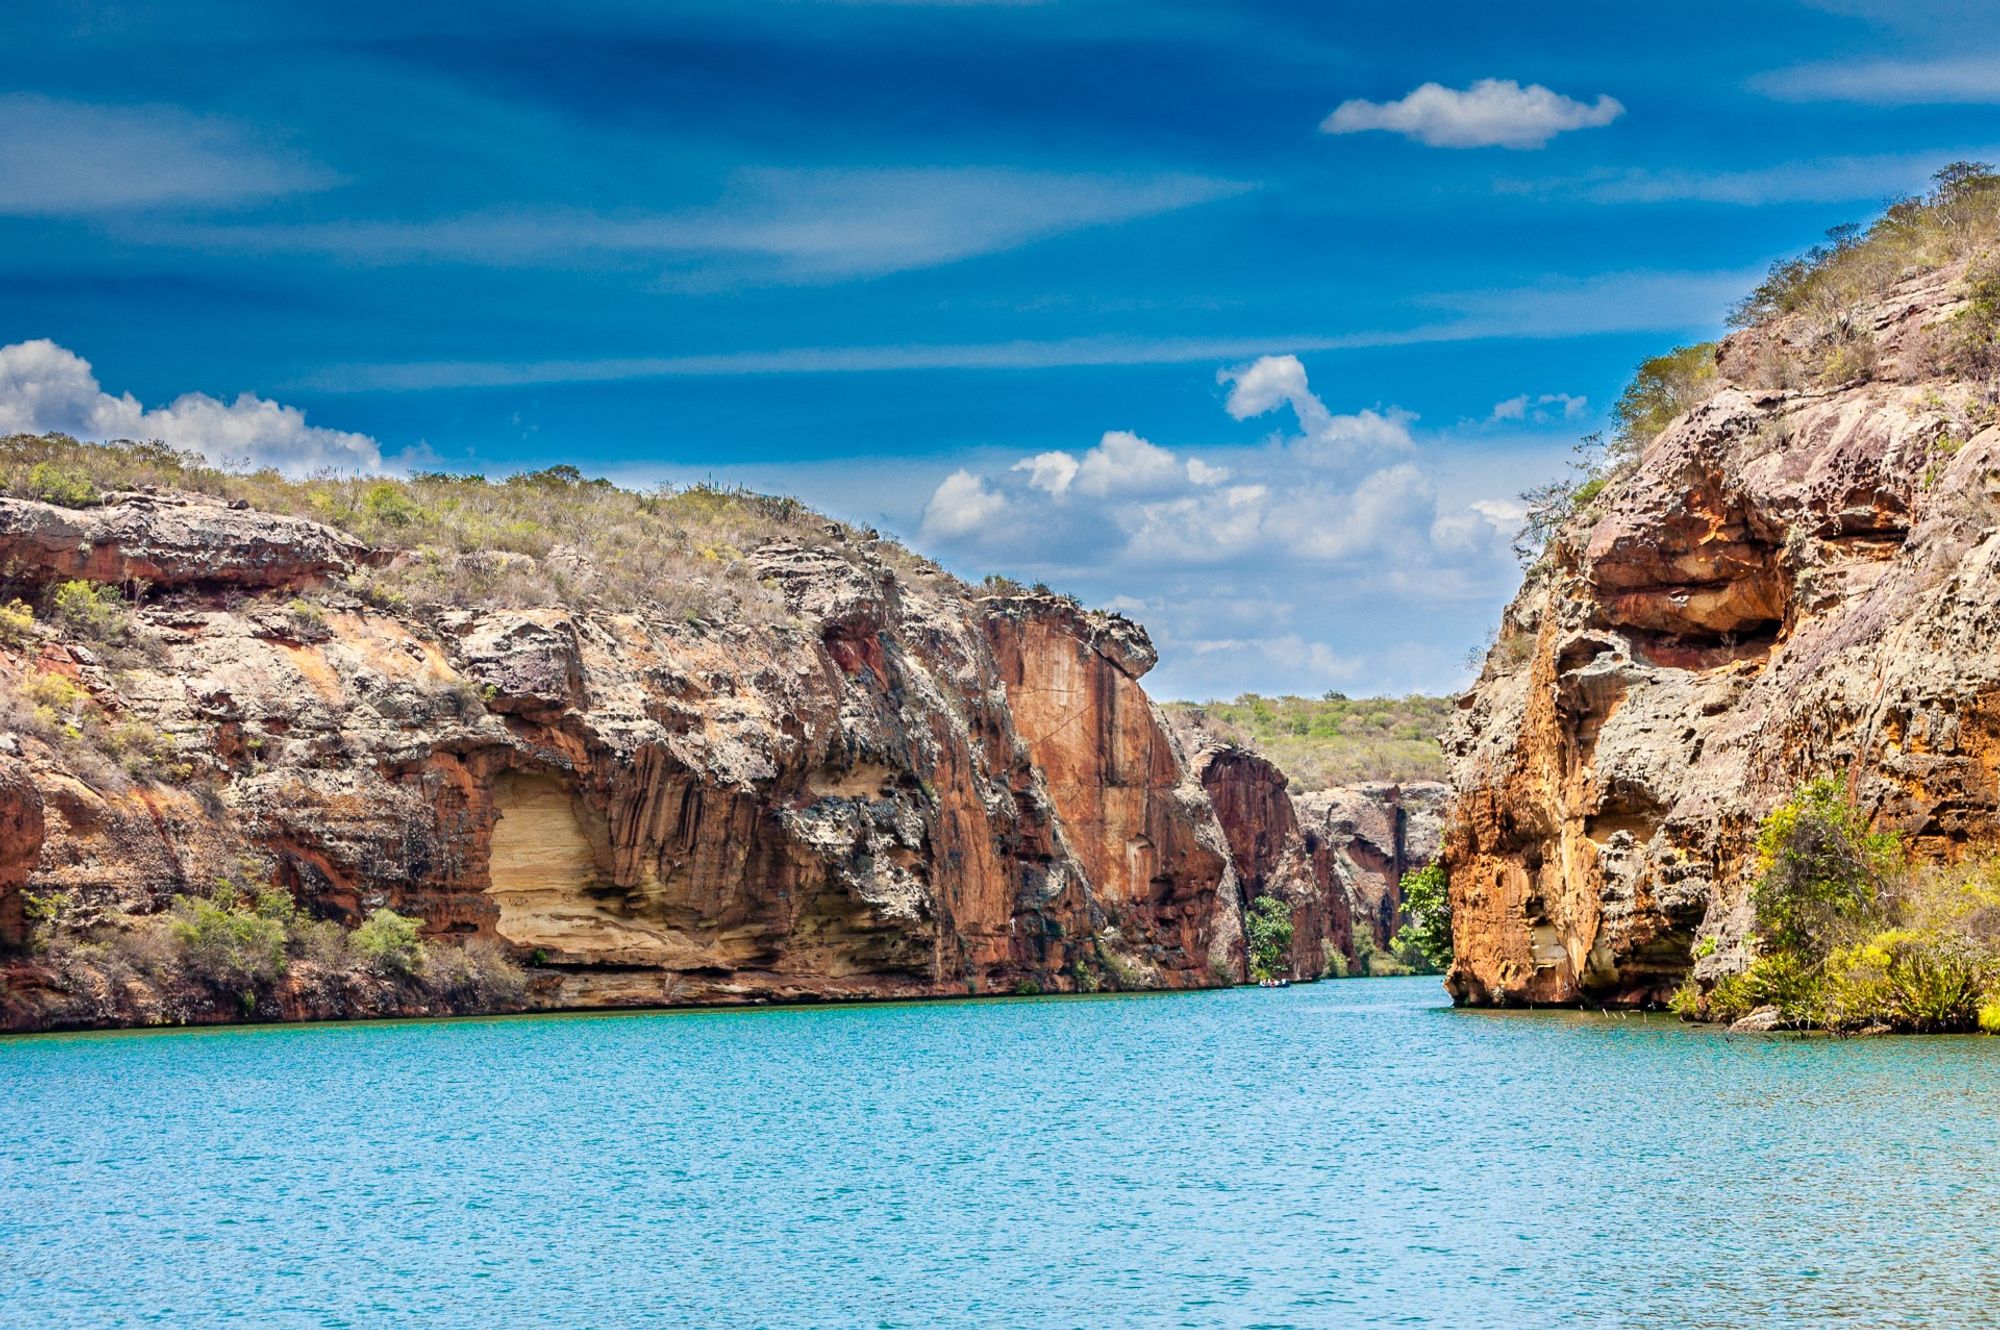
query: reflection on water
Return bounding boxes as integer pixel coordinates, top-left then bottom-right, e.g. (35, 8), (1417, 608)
(4, 978), (1999, 1328)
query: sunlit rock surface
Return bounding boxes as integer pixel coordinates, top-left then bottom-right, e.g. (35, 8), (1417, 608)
(1445, 263), (2000, 1006)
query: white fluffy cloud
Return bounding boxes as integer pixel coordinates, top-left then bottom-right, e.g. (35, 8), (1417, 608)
(1005, 430), (1230, 503)
(1219, 354), (1415, 465)
(1073, 430), (1189, 496)
(1489, 391), (1589, 423)
(919, 468), (1010, 539)
(916, 352), (1512, 640)
(0, 339), (382, 473)
(1321, 79), (1624, 149)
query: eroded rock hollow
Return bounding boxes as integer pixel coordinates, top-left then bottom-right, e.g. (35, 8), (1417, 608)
(0, 482), (1438, 1028)
(1444, 263), (2000, 1006)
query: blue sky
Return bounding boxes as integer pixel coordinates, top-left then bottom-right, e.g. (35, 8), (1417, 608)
(4, 0), (1999, 697)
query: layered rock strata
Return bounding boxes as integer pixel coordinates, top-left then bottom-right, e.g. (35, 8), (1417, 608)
(1444, 261), (2000, 1006)
(1, 490), (1258, 1027)
(1181, 737), (1446, 980)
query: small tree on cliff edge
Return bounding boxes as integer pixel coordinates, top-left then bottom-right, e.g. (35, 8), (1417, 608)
(1392, 865), (1452, 972)
(1246, 895), (1296, 982)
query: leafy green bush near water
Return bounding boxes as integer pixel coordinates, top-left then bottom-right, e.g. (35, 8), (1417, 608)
(1675, 778), (2000, 1033)
(1245, 895), (1296, 982)
(24, 878), (528, 1022)
(1391, 863), (1452, 973)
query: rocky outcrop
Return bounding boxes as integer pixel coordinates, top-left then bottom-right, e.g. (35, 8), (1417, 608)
(1188, 744), (1342, 979)
(1177, 731), (1447, 979)
(1296, 781), (1447, 954)
(0, 491), (370, 589)
(0, 756), (43, 949)
(983, 598), (1240, 987)
(0, 492), (1259, 1028)
(1444, 260), (2000, 1006)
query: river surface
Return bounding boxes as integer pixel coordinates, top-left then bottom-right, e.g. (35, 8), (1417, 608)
(4, 977), (1999, 1328)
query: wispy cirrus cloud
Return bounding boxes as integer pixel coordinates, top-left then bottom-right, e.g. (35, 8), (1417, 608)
(1752, 54), (2000, 104)
(134, 167), (1251, 282)
(1500, 149), (1998, 206)
(1321, 79), (1623, 149)
(1487, 392), (1587, 424)
(0, 94), (333, 216)
(294, 267), (1750, 392)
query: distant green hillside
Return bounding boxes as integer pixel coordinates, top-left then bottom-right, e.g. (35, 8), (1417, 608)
(1162, 693), (1451, 790)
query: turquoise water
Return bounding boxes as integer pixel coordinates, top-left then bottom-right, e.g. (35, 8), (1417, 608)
(4, 977), (1999, 1329)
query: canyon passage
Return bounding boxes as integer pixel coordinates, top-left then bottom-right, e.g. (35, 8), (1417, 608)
(6, 979), (1999, 1329)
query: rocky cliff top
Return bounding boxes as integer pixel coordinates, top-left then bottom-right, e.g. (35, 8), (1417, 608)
(1445, 173), (2000, 1006)
(0, 436), (1453, 1031)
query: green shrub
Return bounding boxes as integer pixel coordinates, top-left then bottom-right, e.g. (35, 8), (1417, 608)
(1880, 932), (1987, 1032)
(1947, 260), (2000, 374)
(1730, 163), (2000, 333)
(1703, 970), (1760, 1023)
(1364, 951), (1413, 977)
(22, 669), (92, 737)
(359, 480), (424, 527)
(1750, 778), (1901, 963)
(169, 892), (288, 991)
(1611, 343), (1719, 453)
(25, 461), (99, 508)
(1391, 863), (1451, 971)
(1321, 940), (1349, 979)
(289, 916), (353, 969)
(350, 908), (426, 978)
(1245, 894), (1295, 982)
(1819, 335), (1879, 386)
(49, 579), (126, 641)
(1684, 779), (2000, 1032)
(0, 598), (35, 647)
(423, 940), (528, 1009)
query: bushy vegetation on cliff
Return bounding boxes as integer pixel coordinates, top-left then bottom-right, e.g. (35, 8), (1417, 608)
(1673, 780), (2000, 1034)
(1511, 161), (2000, 576)
(1391, 864), (1451, 973)
(1244, 894), (1296, 983)
(1164, 693), (1450, 788)
(21, 877), (527, 1028)
(0, 433), (936, 625)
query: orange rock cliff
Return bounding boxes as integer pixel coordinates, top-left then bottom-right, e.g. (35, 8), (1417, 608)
(0, 480), (1439, 1029)
(1443, 260), (2000, 1006)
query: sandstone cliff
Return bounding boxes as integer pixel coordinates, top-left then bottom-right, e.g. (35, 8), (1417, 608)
(1444, 255), (2000, 1006)
(1177, 734), (1446, 980)
(0, 472), (1264, 1028)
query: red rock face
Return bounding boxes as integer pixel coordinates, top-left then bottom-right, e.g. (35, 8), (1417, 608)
(1296, 782), (1447, 955)
(0, 501), (1259, 1027)
(1189, 745), (1346, 980)
(0, 758), (44, 950)
(982, 599), (1237, 987)
(1445, 263), (2000, 1007)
